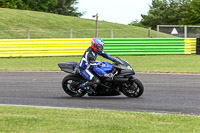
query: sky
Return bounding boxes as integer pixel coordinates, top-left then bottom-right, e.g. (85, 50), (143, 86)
(77, 0), (152, 25)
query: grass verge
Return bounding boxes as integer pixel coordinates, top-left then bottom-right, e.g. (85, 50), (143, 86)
(0, 105), (200, 133)
(0, 55), (200, 73)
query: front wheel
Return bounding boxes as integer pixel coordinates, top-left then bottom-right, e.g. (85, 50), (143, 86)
(62, 74), (86, 97)
(121, 78), (144, 98)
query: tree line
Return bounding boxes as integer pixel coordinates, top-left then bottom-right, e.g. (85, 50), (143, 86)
(0, 0), (84, 17)
(130, 0), (200, 29)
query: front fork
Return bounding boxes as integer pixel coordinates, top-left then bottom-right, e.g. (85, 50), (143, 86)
(119, 75), (137, 90)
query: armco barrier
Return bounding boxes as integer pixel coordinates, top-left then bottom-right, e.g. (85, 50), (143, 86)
(185, 38), (197, 54)
(0, 38), (196, 57)
(103, 38), (191, 55)
(0, 39), (91, 57)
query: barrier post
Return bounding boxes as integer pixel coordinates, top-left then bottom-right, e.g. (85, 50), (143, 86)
(70, 29), (72, 38)
(157, 25), (159, 38)
(148, 27), (151, 38)
(184, 25), (187, 38)
(110, 29), (113, 38)
(92, 13), (98, 37)
(27, 29), (30, 39)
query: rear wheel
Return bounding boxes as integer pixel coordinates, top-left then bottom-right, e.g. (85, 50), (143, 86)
(62, 75), (86, 97)
(121, 78), (144, 98)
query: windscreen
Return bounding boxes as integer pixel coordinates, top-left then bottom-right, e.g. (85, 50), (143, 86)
(117, 57), (134, 71)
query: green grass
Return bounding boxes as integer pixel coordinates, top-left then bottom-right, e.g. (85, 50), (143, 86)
(0, 55), (200, 73)
(0, 106), (199, 133)
(0, 8), (175, 39)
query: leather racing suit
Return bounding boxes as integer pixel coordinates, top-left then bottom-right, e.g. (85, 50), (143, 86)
(79, 47), (115, 87)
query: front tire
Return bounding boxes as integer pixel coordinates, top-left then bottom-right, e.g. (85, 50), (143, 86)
(121, 78), (144, 98)
(62, 74), (86, 97)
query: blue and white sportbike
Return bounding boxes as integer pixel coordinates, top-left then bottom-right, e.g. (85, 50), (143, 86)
(58, 57), (144, 98)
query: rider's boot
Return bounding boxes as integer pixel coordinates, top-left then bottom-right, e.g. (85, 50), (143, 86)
(82, 82), (95, 94)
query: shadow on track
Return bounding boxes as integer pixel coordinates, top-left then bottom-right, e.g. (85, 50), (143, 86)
(54, 96), (143, 100)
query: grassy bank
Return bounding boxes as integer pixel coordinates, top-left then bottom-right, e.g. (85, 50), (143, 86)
(0, 8), (174, 39)
(0, 55), (199, 73)
(0, 106), (199, 133)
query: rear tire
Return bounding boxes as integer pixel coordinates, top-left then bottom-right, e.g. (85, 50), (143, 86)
(121, 78), (144, 98)
(62, 74), (86, 97)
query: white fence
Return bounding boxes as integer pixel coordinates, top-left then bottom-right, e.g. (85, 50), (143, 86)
(0, 29), (139, 39)
(157, 25), (200, 38)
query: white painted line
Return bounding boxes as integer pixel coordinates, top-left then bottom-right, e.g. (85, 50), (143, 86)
(0, 104), (93, 110)
(137, 72), (200, 76)
(0, 104), (198, 116)
(0, 71), (61, 73)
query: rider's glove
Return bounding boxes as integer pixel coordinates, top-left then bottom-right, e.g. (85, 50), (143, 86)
(104, 73), (114, 78)
(113, 58), (122, 64)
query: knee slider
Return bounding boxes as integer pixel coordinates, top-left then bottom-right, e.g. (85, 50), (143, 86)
(92, 76), (100, 85)
(87, 76), (100, 87)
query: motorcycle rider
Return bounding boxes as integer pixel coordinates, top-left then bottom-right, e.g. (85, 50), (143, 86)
(79, 38), (120, 94)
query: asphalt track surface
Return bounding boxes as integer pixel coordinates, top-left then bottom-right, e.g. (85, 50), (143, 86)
(0, 71), (200, 115)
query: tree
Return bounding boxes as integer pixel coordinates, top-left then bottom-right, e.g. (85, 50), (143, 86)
(0, 0), (27, 9)
(0, 0), (84, 17)
(19, 0), (56, 12)
(129, 0), (191, 29)
(142, 0), (190, 29)
(50, 0), (84, 17)
(181, 0), (200, 24)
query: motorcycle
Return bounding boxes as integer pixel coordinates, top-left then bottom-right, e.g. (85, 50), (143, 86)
(58, 57), (144, 98)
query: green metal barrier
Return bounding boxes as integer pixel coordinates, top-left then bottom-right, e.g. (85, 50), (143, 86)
(0, 38), (195, 57)
(103, 38), (190, 55)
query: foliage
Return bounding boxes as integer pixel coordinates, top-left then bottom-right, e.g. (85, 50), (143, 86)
(50, 0), (84, 17)
(21, 0), (57, 12)
(0, 0), (27, 9)
(181, 0), (200, 24)
(130, 0), (200, 29)
(0, 0), (84, 17)
(141, 0), (189, 29)
(128, 20), (145, 28)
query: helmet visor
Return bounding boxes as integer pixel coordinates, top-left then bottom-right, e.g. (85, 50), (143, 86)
(97, 45), (103, 50)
